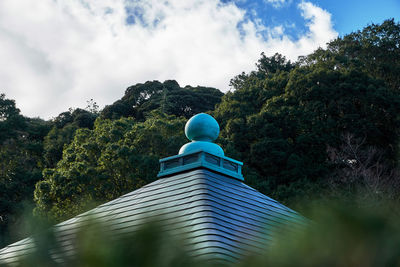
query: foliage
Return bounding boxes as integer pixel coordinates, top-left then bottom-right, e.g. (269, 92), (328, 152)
(9, 200), (400, 266)
(0, 95), (51, 246)
(214, 24), (400, 206)
(300, 19), (400, 92)
(239, 200), (400, 267)
(326, 133), (400, 203)
(43, 108), (97, 168)
(34, 113), (186, 221)
(0, 94), (26, 143)
(43, 124), (80, 168)
(14, 216), (219, 267)
(101, 80), (223, 120)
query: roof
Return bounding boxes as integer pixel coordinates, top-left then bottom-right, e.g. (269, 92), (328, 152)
(0, 168), (305, 265)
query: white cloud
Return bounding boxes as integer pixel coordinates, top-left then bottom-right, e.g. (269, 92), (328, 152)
(261, 1), (338, 59)
(0, 0), (337, 118)
(264, 0), (289, 8)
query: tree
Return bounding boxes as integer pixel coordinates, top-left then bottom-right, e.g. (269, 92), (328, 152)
(0, 93), (26, 143)
(101, 80), (223, 120)
(0, 94), (51, 246)
(327, 133), (400, 204)
(214, 46), (400, 206)
(43, 108), (98, 168)
(301, 19), (400, 92)
(35, 113), (186, 221)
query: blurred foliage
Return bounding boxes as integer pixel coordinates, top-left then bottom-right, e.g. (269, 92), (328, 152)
(239, 200), (400, 267)
(12, 216), (220, 267)
(4, 199), (400, 266)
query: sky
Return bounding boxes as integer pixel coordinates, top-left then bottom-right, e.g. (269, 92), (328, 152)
(0, 0), (399, 119)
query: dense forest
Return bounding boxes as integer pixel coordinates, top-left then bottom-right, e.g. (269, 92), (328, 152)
(1, 19), (400, 248)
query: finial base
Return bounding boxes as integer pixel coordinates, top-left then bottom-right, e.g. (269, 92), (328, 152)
(179, 141), (224, 156)
(158, 149), (244, 181)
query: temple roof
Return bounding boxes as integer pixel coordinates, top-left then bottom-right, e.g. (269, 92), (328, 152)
(0, 169), (305, 264)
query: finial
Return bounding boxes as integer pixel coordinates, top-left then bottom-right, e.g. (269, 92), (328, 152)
(158, 113), (243, 180)
(185, 113), (220, 142)
(179, 113), (224, 156)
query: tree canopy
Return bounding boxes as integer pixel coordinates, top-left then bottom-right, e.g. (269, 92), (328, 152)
(214, 20), (400, 204)
(0, 95), (51, 246)
(34, 113), (186, 221)
(101, 80), (223, 120)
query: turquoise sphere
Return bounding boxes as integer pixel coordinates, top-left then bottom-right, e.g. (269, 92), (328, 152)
(179, 141), (224, 156)
(185, 113), (220, 142)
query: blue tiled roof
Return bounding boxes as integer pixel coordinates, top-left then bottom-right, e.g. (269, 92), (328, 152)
(0, 168), (305, 265)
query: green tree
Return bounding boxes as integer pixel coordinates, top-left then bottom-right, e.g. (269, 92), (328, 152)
(215, 45), (400, 207)
(101, 80), (223, 120)
(0, 94), (51, 246)
(301, 19), (400, 92)
(43, 108), (98, 168)
(0, 93), (26, 143)
(35, 113), (186, 221)
(254, 67), (399, 202)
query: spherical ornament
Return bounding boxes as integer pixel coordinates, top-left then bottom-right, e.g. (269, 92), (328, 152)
(185, 113), (220, 142)
(179, 141), (224, 156)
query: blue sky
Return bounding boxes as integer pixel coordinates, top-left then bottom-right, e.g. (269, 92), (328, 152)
(228, 0), (400, 38)
(312, 0), (399, 35)
(0, 0), (398, 118)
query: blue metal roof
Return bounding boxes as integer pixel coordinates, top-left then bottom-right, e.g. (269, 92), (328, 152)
(0, 168), (305, 264)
